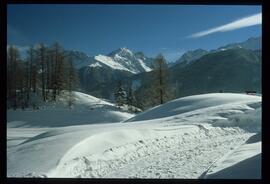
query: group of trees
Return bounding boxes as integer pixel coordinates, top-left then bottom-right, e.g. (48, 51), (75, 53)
(7, 43), (78, 110)
(114, 81), (137, 112)
(114, 54), (173, 111)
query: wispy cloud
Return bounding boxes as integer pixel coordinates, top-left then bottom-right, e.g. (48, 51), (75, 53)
(188, 12), (262, 38)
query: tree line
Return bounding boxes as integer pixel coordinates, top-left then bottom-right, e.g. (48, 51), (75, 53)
(7, 43), (79, 110)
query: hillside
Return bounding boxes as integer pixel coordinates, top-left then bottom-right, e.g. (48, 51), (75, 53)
(170, 48), (261, 97)
(7, 91), (134, 128)
(7, 93), (261, 178)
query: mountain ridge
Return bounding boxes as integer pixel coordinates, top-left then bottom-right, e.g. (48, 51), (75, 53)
(173, 36), (261, 67)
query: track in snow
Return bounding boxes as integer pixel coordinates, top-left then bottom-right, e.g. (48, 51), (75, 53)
(48, 124), (253, 178)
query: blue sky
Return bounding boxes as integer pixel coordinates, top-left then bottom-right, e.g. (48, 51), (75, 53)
(7, 4), (261, 62)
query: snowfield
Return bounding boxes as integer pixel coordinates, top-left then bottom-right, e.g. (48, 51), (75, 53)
(7, 92), (261, 178)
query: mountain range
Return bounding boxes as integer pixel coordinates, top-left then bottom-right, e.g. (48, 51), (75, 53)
(173, 36), (261, 67)
(8, 36), (262, 107)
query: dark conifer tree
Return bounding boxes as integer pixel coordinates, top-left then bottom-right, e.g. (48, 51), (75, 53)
(114, 81), (126, 107)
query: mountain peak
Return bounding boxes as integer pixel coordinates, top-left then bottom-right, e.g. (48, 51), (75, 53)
(108, 47), (133, 57)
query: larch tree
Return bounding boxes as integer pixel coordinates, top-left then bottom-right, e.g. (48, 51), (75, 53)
(66, 56), (78, 108)
(26, 46), (35, 106)
(7, 46), (20, 109)
(151, 54), (170, 105)
(38, 43), (47, 102)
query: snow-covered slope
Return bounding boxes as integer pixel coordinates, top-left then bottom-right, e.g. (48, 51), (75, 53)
(7, 93), (261, 178)
(7, 91), (133, 128)
(202, 131), (261, 179)
(125, 93), (260, 122)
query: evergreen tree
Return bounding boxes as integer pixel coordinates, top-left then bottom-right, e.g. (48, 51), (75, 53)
(126, 84), (136, 111)
(114, 81), (126, 107)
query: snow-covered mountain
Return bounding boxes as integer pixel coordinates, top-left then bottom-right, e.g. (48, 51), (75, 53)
(74, 48), (155, 99)
(67, 47), (154, 74)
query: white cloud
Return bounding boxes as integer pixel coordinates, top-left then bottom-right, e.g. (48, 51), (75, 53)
(188, 12), (262, 38)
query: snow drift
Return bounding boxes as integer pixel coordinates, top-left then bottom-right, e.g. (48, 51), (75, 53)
(7, 93), (261, 178)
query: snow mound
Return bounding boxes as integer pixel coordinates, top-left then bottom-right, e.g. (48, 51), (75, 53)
(212, 107), (261, 133)
(126, 93), (261, 122)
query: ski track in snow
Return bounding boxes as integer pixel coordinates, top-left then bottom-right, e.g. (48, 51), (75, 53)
(48, 124), (252, 178)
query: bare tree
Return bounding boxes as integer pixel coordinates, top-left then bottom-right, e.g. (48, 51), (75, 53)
(151, 54), (170, 105)
(26, 46), (35, 106)
(7, 46), (21, 109)
(67, 56), (78, 108)
(38, 43), (47, 101)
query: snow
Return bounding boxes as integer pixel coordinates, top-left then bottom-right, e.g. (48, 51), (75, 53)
(93, 49), (153, 74)
(120, 47), (133, 55)
(203, 132), (261, 179)
(94, 55), (135, 73)
(89, 62), (102, 68)
(126, 93), (260, 122)
(7, 93), (261, 178)
(138, 59), (152, 72)
(7, 91), (133, 128)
